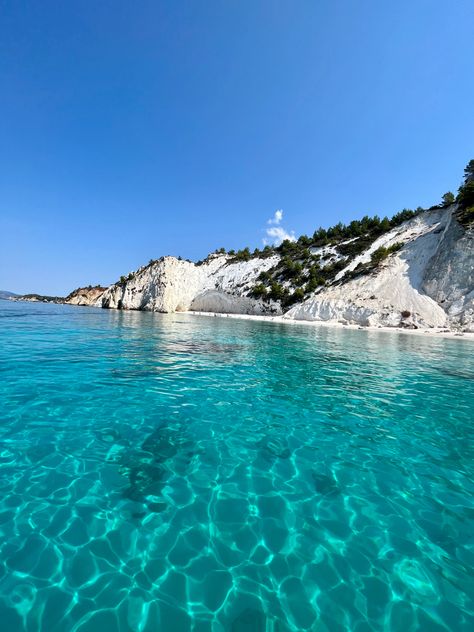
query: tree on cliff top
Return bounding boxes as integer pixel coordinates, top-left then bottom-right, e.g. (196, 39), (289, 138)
(441, 192), (455, 206)
(456, 160), (474, 226)
(463, 159), (474, 183)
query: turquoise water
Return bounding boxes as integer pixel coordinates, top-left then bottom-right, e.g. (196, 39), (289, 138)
(0, 300), (473, 631)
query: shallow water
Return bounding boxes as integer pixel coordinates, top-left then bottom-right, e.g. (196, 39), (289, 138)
(0, 300), (473, 631)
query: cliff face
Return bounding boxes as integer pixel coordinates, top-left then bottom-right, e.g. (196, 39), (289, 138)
(14, 286), (106, 307)
(287, 208), (454, 329)
(99, 205), (474, 332)
(101, 254), (281, 315)
(422, 213), (474, 332)
(64, 286), (107, 307)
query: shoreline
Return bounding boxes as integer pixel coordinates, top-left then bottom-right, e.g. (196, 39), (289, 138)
(187, 310), (474, 341)
(6, 299), (474, 341)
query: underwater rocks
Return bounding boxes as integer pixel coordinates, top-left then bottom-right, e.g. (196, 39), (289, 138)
(258, 436), (291, 461)
(118, 423), (195, 507)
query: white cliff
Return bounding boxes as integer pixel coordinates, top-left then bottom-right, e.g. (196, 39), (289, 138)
(287, 208), (455, 329)
(99, 205), (473, 333)
(101, 254), (281, 315)
(422, 213), (474, 332)
(64, 286), (107, 307)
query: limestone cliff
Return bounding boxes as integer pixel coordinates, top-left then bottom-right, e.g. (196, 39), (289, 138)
(422, 212), (474, 332)
(287, 207), (463, 330)
(14, 286), (106, 307)
(100, 205), (474, 332)
(64, 286), (107, 307)
(101, 254), (281, 315)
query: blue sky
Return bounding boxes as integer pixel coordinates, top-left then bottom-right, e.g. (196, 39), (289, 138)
(1, 1), (473, 295)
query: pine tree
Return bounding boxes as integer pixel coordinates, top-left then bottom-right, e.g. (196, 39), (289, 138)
(463, 159), (474, 183)
(441, 192), (455, 206)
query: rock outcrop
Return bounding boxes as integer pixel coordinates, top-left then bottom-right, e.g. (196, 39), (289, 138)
(287, 208), (456, 330)
(422, 213), (474, 332)
(101, 255), (281, 315)
(14, 286), (106, 307)
(64, 286), (107, 306)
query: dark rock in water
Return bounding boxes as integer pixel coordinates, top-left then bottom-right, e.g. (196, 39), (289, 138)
(143, 424), (191, 451)
(124, 462), (167, 501)
(148, 502), (167, 513)
(96, 428), (121, 443)
(119, 423), (194, 502)
(258, 436), (291, 460)
(312, 472), (340, 496)
(142, 427), (180, 461)
(130, 462), (165, 487)
(141, 425), (194, 471)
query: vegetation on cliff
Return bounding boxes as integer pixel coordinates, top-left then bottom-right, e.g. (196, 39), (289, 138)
(244, 161), (472, 308)
(104, 160), (472, 315)
(456, 159), (474, 227)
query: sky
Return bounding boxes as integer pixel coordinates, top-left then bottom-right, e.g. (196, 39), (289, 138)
(1, 1), (473, 295)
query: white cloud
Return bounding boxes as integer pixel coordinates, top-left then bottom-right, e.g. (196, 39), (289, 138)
(266, 226), (296, 244)
(267, 209), (283, 225)
(263, 209), (296, 245)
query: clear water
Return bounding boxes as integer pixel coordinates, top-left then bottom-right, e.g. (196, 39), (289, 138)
(0, 300), (473, 632)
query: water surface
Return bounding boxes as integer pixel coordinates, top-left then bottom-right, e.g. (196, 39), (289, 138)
(0, 300), (473, 631)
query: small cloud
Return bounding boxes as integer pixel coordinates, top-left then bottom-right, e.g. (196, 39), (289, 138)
(263, 209), (296, 245)
(268, 209), (283, 225)
(266, 226), (296, 244)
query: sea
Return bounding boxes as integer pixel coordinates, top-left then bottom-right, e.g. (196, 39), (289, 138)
(0, 300), (473, 631)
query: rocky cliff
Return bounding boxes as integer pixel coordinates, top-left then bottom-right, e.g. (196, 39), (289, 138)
(101, 254), (281, 315)
(14, 160), (474, 333)
(100, 204), (473, 332)
(14, 286), (106, 307)
(287, 207), (466, 330)
(63, 286), (107, 306)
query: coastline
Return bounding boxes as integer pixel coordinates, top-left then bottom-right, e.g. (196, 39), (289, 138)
(187, 310), (474, 341)
(7, 298), (474, 341)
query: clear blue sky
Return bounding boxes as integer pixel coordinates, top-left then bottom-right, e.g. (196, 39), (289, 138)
(1, 1), (473, 295)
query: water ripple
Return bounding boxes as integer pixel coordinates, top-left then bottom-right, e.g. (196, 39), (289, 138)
(0, 301), (473, 630)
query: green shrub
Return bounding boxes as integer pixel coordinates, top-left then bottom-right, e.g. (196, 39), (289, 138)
(261, 245), (275, 258)
(305, 278), (322, 293)
(441, 191), (455, 206)
(336, 237), (372, 257)
(269, 282), (285, 301)
(281, 287), (305, 308)
(293, 287), (305, 301)
(457, 177), (474, 226)
(250, 283), (267, 299)
(297, 235), (311, 247)
(370, 242), (402, 265)
(293, 262), (303, 276)
(230, 247), (251, 262)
